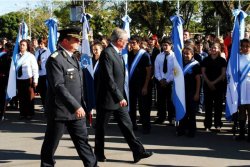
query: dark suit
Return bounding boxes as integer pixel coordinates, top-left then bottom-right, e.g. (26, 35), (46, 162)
(94, 44), (146, 159)
(40, 47), (97, 167)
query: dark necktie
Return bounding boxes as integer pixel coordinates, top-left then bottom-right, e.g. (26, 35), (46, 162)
(163, 53), (168, 73)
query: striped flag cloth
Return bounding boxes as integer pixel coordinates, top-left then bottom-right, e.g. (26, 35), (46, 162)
(45, 18), (58, 53)
(170, 15), (186, 121)
(122, 14), (131, 111)
(225, 9), (247, 120)
(80, 13), (95, 113)
(6, 21), (28, 100)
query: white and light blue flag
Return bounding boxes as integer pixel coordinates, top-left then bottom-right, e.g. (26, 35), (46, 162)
(170, 15), (186, 121)
(45, 18), (58, 53)
(80, 13), (95, 112)
(225, 9), (247, 120)
(6, 21), (28, 100)
(122, 14), (131, 111)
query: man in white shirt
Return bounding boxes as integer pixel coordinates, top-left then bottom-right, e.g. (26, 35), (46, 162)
(154, 37), (175, 125)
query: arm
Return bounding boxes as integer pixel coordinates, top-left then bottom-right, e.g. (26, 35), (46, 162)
(142, 66), (152, 95)
(211, 67), (226, 85)
(102, 51), (125, 104)
(194, 74), (201, 101)
(201, 67), (215, 90)
(30, 53), (39, 87)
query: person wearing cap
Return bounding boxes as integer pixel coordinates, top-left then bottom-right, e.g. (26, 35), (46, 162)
(40, 27), (97, 167)
(94, 27), (153, 163)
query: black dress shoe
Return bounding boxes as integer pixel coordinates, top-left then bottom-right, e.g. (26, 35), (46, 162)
(133, 151), (153, 163)
(96, 155), (107, 162)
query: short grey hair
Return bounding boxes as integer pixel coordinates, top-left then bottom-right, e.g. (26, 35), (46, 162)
(110, 27), (127, 43)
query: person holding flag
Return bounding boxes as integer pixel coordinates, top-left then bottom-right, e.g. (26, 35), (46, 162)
(236, 38), (250, 141)
(154, 37), (175, 125)
(177, 46), (200, 137)
(16, 39), (39, 120)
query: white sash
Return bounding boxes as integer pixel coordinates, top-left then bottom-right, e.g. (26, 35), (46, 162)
(93, 60), (99, 75)
(15, 53), (30, 71)
(0, 51), (6, 58)
(240, 63), (250, 83)
(183, 60), (199, 75)
(129, 49), (146, 80)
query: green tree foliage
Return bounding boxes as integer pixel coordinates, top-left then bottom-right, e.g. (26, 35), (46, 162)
(0, 12), (22, 40)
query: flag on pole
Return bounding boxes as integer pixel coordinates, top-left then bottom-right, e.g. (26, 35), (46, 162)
(121, 14), (131, 111)
(6, 21), (28, 100)
(225, 9), (247, 120)
(80, 13), (95, 113)
(45, 18), (58, 53)
(170, 15), (186, 121)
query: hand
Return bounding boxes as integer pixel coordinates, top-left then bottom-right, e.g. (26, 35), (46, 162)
(75, 107), (86, 119)
(33, 83), (38, 88)
(160, 79), (167, 87)
(119, 99), (127, 107)
(141, 86), (148, 95)
(193, 93), (199, 102)
(207, 81), (215, 91)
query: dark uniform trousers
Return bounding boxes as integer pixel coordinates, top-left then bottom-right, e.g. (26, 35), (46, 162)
(129, 84), (151, 130)
(0, 76), (8, 112)
(94, 108), (145, 158)
(156, 81), (175, 122)
(41, 118), (97, 167)
(17, 78), (35, 117)
(204, 87), (224, 129)
(37, 75), (47, 106)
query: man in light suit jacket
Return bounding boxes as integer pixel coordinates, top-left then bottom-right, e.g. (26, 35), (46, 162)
(94, 27), (153, 163)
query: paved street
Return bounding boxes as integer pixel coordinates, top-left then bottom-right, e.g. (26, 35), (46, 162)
(0, 99), (250, 167)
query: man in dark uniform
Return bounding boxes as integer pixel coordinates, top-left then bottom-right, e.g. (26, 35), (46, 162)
(94, 28), (153, 163)
(40, 27), (97, 167)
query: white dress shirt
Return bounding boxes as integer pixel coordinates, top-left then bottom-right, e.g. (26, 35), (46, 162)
(154, 51), (175, 82)
(35, 48), (51, 76)
(16, 51), (39, 83)
(239, 53), (250, 104)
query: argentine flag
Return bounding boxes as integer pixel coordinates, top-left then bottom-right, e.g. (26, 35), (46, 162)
(170, 15), (186, 121)
(122, 14), (131, 110)
(6, 21), (28, 100)
(45, 18), (58, 53)
(80, 13), (95, 112)
(225, 9), (247, 120)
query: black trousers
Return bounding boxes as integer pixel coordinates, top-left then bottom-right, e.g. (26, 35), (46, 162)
(37, 75), (47, 106)
(129, 85), (151, 130)
(40, 118), (97, 167)
(17, 78), (35, 117)
(156, 82), (175, 122)
(94, 108), (145, 158)
(0, 76), (7, 112)
(178, 98), (198, 134)
(204, 88), (224, 129)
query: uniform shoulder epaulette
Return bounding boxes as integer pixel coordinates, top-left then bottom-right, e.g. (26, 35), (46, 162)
(50, 51), (59, 58)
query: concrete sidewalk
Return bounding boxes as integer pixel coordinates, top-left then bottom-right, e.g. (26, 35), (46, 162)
(0, 104), (250, 167)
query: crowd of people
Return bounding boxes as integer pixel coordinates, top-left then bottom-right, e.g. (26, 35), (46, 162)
(0, 27), (250, 166)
